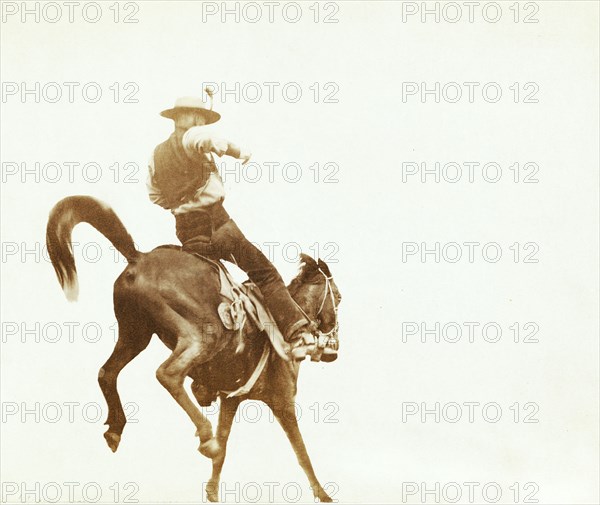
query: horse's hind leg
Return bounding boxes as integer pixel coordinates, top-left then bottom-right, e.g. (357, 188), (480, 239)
(156, 336), (220, 458)
(205, 396), (240, 503)
(98, 325), (151, 452)
(268, 401), (333, 503)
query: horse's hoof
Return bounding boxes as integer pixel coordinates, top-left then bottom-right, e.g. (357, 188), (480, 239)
(314, 487), (333, 503)
(104, 431), (121, 453)
(205, 482), (219, 503)
(199, 437), (221, 459)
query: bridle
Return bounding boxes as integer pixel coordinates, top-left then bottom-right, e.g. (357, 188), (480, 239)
(295, 268), (339, 360)
(314, 269), (339, 340)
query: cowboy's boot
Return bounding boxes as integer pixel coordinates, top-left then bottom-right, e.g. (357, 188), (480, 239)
(288, 327), (317, 361)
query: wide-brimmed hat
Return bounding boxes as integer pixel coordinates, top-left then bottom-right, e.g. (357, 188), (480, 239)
(160, 96), (221, 124)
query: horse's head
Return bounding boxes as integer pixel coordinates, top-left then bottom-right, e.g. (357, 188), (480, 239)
(289, 254), (342, 363)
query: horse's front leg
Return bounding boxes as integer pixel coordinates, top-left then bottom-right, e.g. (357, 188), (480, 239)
(205, 396), (241, 503)
(268, 400), (333, 503)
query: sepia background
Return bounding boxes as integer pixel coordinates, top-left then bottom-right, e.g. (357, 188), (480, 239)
(1, 1), (598, 503)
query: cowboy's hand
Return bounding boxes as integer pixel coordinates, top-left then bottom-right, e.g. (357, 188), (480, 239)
(239, 148), (252, 165)
(225, 143), (251, 164)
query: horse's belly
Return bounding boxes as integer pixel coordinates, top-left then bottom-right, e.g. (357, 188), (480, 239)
(157, 332), (177, 351)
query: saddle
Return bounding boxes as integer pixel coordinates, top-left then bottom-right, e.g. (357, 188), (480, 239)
(208, 256), (290, 361)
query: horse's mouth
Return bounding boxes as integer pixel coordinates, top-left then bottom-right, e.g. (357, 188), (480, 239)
(320, 338), (339, 362)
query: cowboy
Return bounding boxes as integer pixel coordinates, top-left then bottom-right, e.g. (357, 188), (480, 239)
(146, 95), (317, 360)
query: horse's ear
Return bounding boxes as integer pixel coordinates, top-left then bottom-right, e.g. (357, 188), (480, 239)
(317, 258), (332, 277)
(300, 253), (318, 271)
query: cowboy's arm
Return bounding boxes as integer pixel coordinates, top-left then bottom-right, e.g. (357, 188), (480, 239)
(183, 126), (251, 164)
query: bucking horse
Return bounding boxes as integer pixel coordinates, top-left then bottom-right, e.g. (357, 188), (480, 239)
(45, 196), (342, 502)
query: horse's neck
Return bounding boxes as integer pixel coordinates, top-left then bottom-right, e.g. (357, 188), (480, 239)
(293, 290), (318, 327)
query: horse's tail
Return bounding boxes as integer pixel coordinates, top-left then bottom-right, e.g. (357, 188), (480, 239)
(46, 196), (140, 301)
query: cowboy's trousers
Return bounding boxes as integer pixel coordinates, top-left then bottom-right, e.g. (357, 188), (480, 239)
(174, 204), (309, 340)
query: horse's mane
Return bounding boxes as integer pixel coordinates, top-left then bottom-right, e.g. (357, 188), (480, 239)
(288, 254), (331, 295)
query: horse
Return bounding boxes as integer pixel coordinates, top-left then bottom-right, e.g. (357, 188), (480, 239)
(45, 196), (342, 503)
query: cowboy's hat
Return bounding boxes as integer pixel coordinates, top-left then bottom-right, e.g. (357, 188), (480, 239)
(160, 96), (221, 124)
